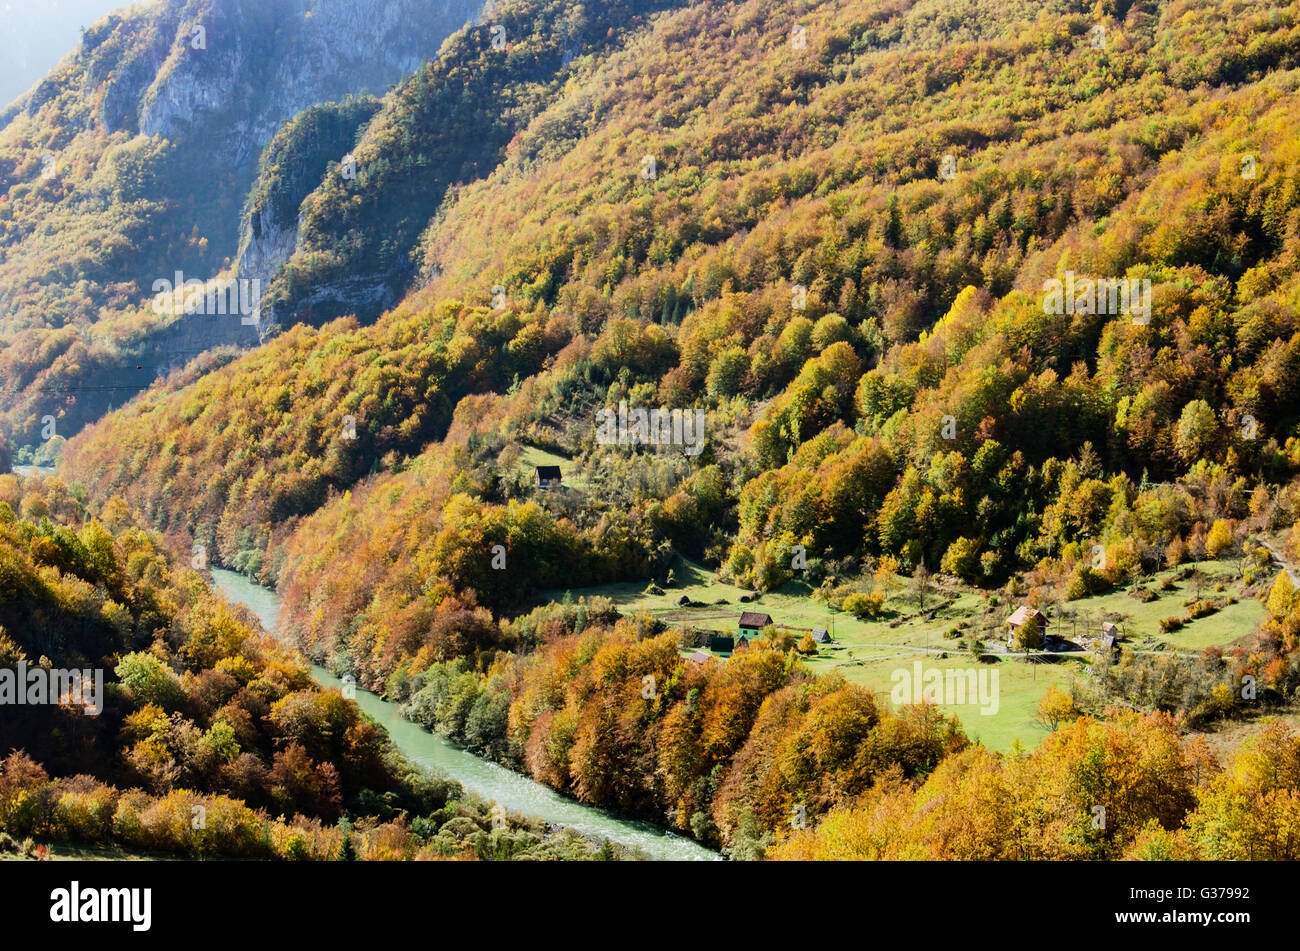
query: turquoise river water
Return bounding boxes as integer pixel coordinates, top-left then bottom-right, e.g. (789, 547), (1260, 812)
(210, 568), (718, 860)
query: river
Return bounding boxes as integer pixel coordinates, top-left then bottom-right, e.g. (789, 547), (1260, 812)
(209, 568), (718, 861)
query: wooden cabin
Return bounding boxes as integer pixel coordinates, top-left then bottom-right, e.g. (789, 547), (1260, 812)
(1006, 605), (1047, 643)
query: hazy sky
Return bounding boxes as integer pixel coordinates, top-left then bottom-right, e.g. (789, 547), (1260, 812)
(0, 0), (135, 108)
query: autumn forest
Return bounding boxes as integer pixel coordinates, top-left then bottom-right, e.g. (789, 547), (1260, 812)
(1, 0), (1300, 880)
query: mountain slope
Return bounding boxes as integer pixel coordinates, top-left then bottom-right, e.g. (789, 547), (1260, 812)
(67, 0), (1300, 583)
(38, 0), (1300, 856)
(252, 0), (689, 330)
(0, 0), (483, 448)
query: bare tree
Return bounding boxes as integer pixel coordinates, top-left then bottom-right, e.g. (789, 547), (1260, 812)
(912, 560), (932, 613)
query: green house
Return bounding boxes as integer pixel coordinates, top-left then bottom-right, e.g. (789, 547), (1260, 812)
(738, 611), (772, 637)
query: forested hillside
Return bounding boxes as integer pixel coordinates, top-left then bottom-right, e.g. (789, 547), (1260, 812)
(67, 0), (1300, 613)
(255, 0), (689, 330)
(0, 470), (640, 860)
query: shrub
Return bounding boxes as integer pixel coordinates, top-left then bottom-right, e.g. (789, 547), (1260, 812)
(1066, 564), (1107, 600)
(53, 786), (117, 843)
(842, 590), (885, 617)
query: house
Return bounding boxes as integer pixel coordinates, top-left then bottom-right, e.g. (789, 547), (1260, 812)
(1006, 605), (1047, 643)
(811, 627), (831, 644)
(534, 465), (563, 488)
(1099, 621), (1120, 651)
(709, 634), (735, 653)
(738, 611), (773, 636)
(687, 650), (710, 664)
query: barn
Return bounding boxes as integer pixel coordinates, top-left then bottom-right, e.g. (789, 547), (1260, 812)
(738, 611), (773, 637)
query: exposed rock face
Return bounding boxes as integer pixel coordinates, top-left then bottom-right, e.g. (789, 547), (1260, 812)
(146, 305), (262, 363)
(0, 0), (483, 444)
(233, 94), (385, 331)
(239, 208), (301, 285)
(279, 274), (394, 325)
(131, 0), (480, 163)
(238, 206), (301, 338)
(9, 0), (482, 294)
(135, 0), (481, 164)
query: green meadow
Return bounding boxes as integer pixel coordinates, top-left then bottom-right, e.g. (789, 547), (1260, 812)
(548, 553), (1270, 752)
(517, 445), (590, 491)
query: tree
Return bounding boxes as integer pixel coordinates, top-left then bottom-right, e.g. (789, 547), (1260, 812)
(1011, 614), (1043, 651)
(1266, 571), (1298, 619)
(1174, 400), (1217, 463)
(1037, 686), (1079, 731)
(1205, 520), (1233, 559)
(338, 823), (358, 861)
(911, 561), (932, 612)
(1187, 721), (1300, 859)
(706, 346), (748, 398)
(115, 653), (185, 710)
(941, 537), (981, 582)
(874, 556), (902, 598)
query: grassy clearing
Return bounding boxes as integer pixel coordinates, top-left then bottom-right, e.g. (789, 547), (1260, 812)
(812, 650), (1081, 751)
(546, 554), (1271, 753)
(517, 445), (589, 491)
(1047, 560), (1264, 652)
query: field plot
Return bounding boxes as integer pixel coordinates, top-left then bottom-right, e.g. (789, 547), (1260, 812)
(548, 554), (1271, 752)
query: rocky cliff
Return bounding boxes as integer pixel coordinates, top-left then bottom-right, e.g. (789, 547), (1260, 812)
(0, 0), (483, 446)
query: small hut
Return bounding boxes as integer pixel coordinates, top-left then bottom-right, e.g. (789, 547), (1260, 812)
(534, 465), (562, 488)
